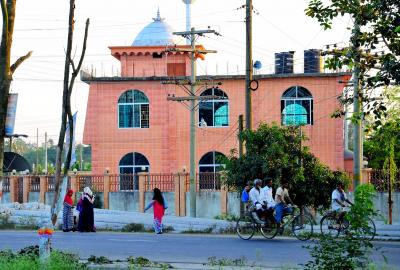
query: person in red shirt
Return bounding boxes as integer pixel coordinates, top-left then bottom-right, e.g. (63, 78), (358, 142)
(145, 188), (168, 234)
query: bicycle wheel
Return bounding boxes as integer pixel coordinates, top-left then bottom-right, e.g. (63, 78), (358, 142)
(260, 219), (278, 239)
(358, 217), (376, 241)
(236, 215), (255, 240)
(292, 214), (313, 241)
(320, 214), (340, 238)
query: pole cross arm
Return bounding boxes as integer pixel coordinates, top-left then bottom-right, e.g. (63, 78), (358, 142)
(167, 95), (224, 101)
(173, 29), (217, 36)
(165, 48), (217, 54)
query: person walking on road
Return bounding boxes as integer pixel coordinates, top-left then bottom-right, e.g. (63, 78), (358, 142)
(78, 187), (96, 232)
(62, 189), (75, 232)
(145, 188), (168, 234)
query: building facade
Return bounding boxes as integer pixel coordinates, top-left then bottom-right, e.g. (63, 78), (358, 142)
(82, 12), (351, 176)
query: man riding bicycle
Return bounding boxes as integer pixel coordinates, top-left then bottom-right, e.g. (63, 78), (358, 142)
(249, 179), (269, 223)
(275, 179), (294, 233)
(331, 182), (353, 225)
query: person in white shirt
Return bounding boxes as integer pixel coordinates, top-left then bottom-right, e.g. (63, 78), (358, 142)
(332, 182), (353, 223)
(249, 179), (267, 221)
(262, 178), (276, 222)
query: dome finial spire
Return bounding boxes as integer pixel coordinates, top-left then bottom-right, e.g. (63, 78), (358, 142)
(153, 7), (164, 22)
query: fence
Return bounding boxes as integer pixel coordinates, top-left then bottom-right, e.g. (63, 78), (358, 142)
(145, 173), (175, 192)
(77, 175), (104, 192)
(29, 176), (40, 192)
(369, 169), (400, 192)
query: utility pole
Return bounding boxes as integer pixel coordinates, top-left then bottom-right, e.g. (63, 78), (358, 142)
(238, 115), (244, 157)
(166, 27), (220, 217)
(36, 128), (39, 174)
(80, 144), (83, 171)
(352, 21), (362, 189)
(245, 0), (253, 130)
(45, 132), (48, 174)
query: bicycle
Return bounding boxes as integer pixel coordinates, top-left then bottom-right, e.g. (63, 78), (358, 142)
(236, 205), (314, 241)
(320, 210), (376, 240)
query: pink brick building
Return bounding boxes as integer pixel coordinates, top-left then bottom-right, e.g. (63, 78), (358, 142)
(82, 13), (351, 176)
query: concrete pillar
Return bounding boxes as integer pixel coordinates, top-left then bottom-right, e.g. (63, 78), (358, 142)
(22, 176), (30, 203)
(103, 173), (110, 209)
(361, 168), (372, 185)
(39, 176), (47, 204)
(9, 176), (18, 202)
(220, 183), (228, 215)
(174, 173), (180, 216)
(138, 172), (147, 213)
(179, 173), (187, 216)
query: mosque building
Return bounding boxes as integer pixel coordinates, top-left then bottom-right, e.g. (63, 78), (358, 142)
(81, 9), (351, 178)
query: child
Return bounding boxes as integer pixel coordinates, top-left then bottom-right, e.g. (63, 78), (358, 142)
(144, 188), (168, 234)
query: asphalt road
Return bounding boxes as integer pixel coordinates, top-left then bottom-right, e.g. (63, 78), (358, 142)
(0, 231), (399, 268)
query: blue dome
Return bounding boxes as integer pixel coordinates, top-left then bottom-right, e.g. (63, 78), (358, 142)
(133, 10), (177, 46)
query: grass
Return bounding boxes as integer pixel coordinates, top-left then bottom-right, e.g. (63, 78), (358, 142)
(207, 256), (247, 267)
(0, 246), (87, 270)
(214, 214), (238, 222)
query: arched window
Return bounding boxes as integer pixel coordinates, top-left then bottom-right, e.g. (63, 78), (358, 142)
(199, 88), (229, 127)
(119, 152), (150, 190)
(198, 151), (226, 190)
(118, 90), (149, 128)
(281, 86), (313, 125)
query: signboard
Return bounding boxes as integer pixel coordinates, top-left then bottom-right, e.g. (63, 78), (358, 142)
(5, 94), (18, 135)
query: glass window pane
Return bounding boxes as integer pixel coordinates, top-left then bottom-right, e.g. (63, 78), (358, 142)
(119, 105), (133, 128)
(134, 152), (150, 166)
(199, 152), (214, 165)
(214, 102), (229, 127)
(199, 102), (213, 126)
(282, 87), (297, 98)
(120, 167), (133, 174)
(133, 105), (140, 128)
(134, 90), (149, 103)
(200, 88), (213, 96)
(119, 153), (134, 166)
(296, 87), (312, 98)
(118, 90), (133, 103)
(199, 166), (215, 173)
(140, 104), (149, 128)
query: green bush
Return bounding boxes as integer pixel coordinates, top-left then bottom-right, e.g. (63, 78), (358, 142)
(0, 246), (86, 270)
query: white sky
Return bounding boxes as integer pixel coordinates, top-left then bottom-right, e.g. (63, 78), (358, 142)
(7, 0), (351, 144)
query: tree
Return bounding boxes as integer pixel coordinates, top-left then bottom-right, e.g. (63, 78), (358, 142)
(223, 123), (350, 209)
(306, 0), (400, 125)
(50, 0), (89, 225)
(0, 0), (32, 176)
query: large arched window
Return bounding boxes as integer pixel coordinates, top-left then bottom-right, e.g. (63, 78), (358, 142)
(198, 151), (226, 190)
(199, 88), (229, 127)
(281, 86), (313, 125)
(119, 152), (149, 190)
(199, 151), (226, 173)
(118, 90), (149, 128)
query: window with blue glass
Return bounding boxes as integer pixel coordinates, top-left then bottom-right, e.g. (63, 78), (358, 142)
(119, 152), (150, 190)
(118, 90), (149, 128)
(199, 88), (229, 127)
(281, 86), (313, 126)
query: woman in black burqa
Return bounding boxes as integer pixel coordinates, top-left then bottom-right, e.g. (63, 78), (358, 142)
(77, 186), (96, 232)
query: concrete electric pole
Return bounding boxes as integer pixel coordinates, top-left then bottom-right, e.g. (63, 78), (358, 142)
(245, 0), (253, 130)
(352, 21), (362, 189)
(166, 27), (220, 217)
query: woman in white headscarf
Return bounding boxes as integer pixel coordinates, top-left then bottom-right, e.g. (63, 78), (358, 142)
(77, 186), (96, 232)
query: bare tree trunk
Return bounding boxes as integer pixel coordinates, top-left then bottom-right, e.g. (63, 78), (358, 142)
(50, 0), (89, 225)
(0, 0), (32, 178)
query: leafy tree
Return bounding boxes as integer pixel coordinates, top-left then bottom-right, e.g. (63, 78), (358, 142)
(306, 0), (400, 125)
(223, 123), (350, 209)
(1, 0), (32, 176)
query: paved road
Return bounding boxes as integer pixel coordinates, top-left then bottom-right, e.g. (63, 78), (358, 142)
(0, 231), (399, 268)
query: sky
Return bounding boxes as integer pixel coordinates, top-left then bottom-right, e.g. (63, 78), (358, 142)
(6, 0), (352, 145)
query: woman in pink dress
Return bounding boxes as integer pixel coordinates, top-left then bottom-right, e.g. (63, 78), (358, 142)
(144, 188), (168, 234)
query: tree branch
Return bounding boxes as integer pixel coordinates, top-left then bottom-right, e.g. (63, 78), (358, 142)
(10, 51), (32, 74)
(74, 18), (89, 76)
